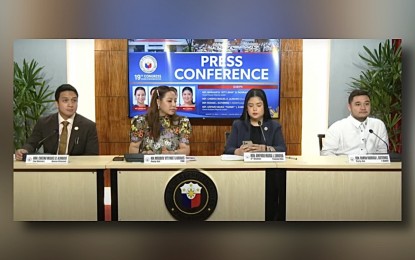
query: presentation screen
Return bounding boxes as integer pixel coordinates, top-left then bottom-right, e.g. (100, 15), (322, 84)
(128, 39), (280, 119)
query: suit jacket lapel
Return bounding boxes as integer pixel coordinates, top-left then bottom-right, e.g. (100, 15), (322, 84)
(67, 114), (79, 154)
(263, 121), (272, 143)
(49, 113), (60, 153)
(243, 120), (251, 141)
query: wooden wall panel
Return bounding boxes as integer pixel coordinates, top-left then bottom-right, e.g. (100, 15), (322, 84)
(281, 39), (303, 52)
(286, 144), (301, 156)
(188, 119), (233, 155)
(108, 51), (128, 97)
(95, 50), (128, 97)
(96, 97), (130, 154)
(95, 39), (303, 156)
(95, 52), (109, 97)
(99, 143), (130, 155)
(107, 97), (130, 142)
(191, 125), (217, 143)
(99, 143), (110, 155)
(95, 97), (109, 143)
(191, 142), (217, 156)
(281, 51), (303, 98)
(280, 98), (302, 144)
(95, 39), (127, 51)
(95, 95), (130, 142)
(106, 143), (130, 155)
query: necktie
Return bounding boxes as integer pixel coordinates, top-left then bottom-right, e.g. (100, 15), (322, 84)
(58, 121), (69, 154)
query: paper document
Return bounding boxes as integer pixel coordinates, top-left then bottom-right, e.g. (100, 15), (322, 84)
(220, 154), (244, 161)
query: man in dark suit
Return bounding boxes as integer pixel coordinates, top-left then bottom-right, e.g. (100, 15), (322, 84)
(15, 84), (99, 160)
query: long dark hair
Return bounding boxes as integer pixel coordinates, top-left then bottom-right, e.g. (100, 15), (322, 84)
(239, 88), (271, 121)
(147, 85), (179, 139)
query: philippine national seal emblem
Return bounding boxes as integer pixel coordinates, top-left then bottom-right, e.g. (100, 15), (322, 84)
(164, 169), (217, 221)
(139, 55), (157, 74)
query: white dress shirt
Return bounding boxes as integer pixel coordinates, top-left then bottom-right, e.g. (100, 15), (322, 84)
(321, 115), (388, 156)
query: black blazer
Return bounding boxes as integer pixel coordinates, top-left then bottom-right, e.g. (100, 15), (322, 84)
(224, 119), (286, 154)
(22, 113), (99, 155)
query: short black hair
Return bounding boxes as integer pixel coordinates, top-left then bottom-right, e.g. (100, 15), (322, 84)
(348, 89), (370, 104)
(55, 84), (78, 101)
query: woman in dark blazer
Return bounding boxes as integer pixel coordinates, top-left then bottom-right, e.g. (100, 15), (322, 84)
(224, 88), (286, 155)
(224, 88), (287, 221)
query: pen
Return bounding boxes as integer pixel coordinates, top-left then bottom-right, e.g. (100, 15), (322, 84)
(286, 156), (297, 160)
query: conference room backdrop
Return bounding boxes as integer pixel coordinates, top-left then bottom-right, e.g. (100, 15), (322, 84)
(93, 39), (301, 156)
(14, 39), (385, 156)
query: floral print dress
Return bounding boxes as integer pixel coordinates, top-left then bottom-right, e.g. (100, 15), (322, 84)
(130, 115), (192, 154)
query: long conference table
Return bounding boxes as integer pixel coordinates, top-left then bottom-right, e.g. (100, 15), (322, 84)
(13, 155), (402, 221)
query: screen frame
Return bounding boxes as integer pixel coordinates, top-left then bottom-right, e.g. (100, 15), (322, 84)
(127, 39), (281, 119)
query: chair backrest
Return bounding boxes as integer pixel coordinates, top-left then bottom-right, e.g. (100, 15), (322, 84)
(225, 131), (231, 142)
(318, 134), (325, 151)
(224, 131), (231, 152)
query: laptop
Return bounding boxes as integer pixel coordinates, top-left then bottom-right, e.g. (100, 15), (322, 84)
(124, 153), (145, 162)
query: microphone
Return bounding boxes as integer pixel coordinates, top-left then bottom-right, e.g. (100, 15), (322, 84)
(23, 129), (58, 161)
(138, 139), (148, 154)
(368, 129), (389, 152)
(258, 120), (269, 152)
(258, 121), (267, 143)
(368, 129), (401, 162)
(35, 129), (59, 153)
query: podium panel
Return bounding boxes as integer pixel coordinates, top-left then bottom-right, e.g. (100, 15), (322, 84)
(14, 171), (98, 221)
(117, 169), (265, 221)
(13, 155), (401, 221)
(13, 155), (113, 221)
(286, 170), (401, 221)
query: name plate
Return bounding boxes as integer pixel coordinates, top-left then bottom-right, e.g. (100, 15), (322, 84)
(25, 154), (69, 164)
(244, 152), (286, 162)
(144, 154), (186, 164)
(348, 154), (390, 164)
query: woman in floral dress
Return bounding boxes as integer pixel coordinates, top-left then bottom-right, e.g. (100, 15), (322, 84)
(129, 86), (192, 155)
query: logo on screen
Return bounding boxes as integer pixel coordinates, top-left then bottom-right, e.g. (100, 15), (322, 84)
(164, 169), (217, 221)
(139, 55), (157, 73)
